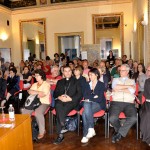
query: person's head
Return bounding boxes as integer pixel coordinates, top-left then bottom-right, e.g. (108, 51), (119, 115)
(34, 69), (46, 82)
(51, 65), (60, 77)
(97, 66), (106, 75)
(115, 58), (121, 66)
(128, 59), (133, 66)
(68, 61), (75, 70)
(146, 64), (150, 78)
(54, 53), (59, 58)
(78, 59), (82, 66)
(46, 56), (50, 61)
(60, 53), (65, 59)
(105, 60), (110, 69)
(122, 55), (127, 61)
(63, 66), (72, 79)
(10, 62), (14, 67)
(89, 68), (100, 81)
(109, 50), (113, 56)
(9, 67), (17, 77)
(74, 65), (83, 77)
(23, 66), (30, 74)
(82, 60), (89, 70)
(116, 65), (121, 74)
(120, 64), (130, 77)
(93, 61), (98, 68)
(37, 62), (42, 70)
(73, 59), (78, 66)
(33, 54), (36, 58)
(138, 63), (145, 73)
(133, 61), (138, 68)
(99, 61), (106, 68)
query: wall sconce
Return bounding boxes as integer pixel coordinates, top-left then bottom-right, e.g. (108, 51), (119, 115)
(0, 32), (8, 41)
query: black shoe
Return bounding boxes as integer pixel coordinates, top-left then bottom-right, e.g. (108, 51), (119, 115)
(53, 135), (64, 145)
(116, 133), (122, 142)
(112, 132), (122, 143)
(112, 132), (118, 143)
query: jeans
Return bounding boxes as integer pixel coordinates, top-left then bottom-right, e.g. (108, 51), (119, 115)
(82, 101), (101, 137)
(109, 101), (137, 137)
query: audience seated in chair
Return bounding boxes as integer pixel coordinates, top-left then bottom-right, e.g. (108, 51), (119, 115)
(22, 66), (32, 89)
(1, 67), (20, 107)
(81, 68), (106, 143)
(22, 69), (50, 140)
(53, 66), (82, 144)
(109, 64), (137, 143)
(46, 65), (62, 108)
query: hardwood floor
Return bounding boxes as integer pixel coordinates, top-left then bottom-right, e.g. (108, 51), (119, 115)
(33, 117), (150, 150)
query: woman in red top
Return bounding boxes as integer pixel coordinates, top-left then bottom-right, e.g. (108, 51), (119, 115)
(46, 65), (62, 107)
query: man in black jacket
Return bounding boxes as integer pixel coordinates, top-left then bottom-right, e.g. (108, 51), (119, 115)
(53, 66), (82, 144)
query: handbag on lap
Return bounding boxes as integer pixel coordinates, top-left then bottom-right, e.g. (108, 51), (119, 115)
(24, 95), (41, 110)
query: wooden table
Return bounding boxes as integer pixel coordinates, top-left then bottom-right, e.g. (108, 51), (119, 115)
(0, 114), (33, 150)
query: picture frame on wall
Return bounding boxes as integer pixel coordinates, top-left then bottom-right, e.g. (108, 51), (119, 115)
(40, 0), (47, 5)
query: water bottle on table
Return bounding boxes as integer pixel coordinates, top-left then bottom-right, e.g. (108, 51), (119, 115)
(8, 104), (15, 121)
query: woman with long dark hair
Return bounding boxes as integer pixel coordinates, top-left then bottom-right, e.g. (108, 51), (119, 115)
(107, 50), (115, 68)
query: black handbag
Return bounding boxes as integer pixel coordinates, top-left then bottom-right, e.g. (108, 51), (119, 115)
(65, 116), (78, 131)
(24, 95), (41, 110)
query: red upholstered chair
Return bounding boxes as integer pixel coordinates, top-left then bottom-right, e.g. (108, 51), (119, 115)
(107, 95), (139, 139)
(79, 107), (108, 138)
(49, 109), (80, 135)
(135, 83), (139, 96)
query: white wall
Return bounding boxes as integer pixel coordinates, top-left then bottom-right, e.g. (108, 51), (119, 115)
(10, 2), (133, 65)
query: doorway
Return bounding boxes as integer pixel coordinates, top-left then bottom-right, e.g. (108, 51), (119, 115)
(55, 32), (84, 60)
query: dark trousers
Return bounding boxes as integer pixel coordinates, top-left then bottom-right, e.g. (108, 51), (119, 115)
(55, 100), (76, 134)
(82, 101), (101, 137)
(109, 101), (137, 137)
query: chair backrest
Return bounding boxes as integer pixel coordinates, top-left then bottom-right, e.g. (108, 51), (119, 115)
(19, 80), (24, 90)
(30, 77), (34, 85)
(135, 83), (138, 96)
(142, 95), (146, 104)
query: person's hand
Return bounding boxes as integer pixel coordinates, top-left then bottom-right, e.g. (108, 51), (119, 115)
(38, 91), (45, 98)
(129, 85), (135, 89)
(59, 95), (72, 102)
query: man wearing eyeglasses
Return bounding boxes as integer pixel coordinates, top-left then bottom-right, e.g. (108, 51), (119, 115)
(109, 64), (137, 143)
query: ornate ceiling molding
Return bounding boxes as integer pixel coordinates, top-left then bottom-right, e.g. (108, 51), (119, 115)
(11, 0), (132, 15)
